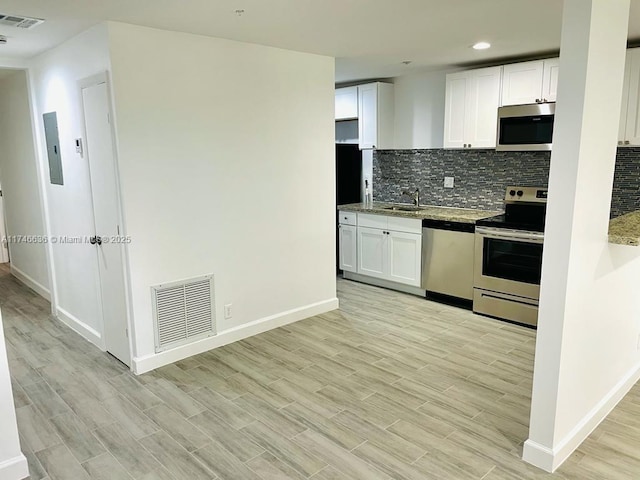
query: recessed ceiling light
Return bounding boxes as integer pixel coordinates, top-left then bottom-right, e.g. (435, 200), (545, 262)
(472, 42), (491, 50)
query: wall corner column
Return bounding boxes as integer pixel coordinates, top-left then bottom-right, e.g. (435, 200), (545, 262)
(524, 0), (631, 472)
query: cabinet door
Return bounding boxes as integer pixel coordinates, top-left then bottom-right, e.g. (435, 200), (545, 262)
(338, 225), (357, 272)
(541, 58), (560, 103)
(466, 66), (502, 148)
(443, 72), (469, 148)
(619, 51), (633, 145)
(357, 226), (386, 279)
(358, 83), (378, 149)
(625, 48), (640, 146)
(501, 61), (544, 106)
(335, 86), (358, 120)
(387, 231), (421, 287)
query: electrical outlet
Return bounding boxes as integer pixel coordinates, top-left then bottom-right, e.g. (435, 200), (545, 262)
(444, 176), (454, 188)
(224, 304), (233, 319)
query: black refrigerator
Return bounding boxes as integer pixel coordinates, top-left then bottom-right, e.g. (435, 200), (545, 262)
(336, 143), (362, 271)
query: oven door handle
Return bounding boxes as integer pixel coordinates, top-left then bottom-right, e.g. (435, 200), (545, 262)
(476, 227), (544, 244)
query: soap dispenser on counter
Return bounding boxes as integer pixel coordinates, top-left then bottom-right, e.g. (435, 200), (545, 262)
(364, 179), (372, 208)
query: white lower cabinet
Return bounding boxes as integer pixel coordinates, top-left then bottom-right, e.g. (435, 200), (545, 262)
(357, 226), (387, 279)
(338, 224), (357, 273)
(353, 214), (422, 287)
(338, 211), (357, 273)
(387, 230), (422, 286)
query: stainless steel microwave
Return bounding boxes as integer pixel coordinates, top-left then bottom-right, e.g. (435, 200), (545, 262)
(496, 102), (555, 151)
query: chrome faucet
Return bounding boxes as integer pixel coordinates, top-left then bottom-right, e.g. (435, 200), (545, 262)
(402, 188), (420, 206)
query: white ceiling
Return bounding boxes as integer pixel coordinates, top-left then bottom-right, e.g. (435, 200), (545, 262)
(0, 0), (639, 83)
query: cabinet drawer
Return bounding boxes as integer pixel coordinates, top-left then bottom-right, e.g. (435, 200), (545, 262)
(387, 216), (422, 234)
(338, 211), (357, 226)
(358, 213), (388, 230)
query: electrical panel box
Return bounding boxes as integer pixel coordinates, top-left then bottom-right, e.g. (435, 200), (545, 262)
(43, 112), (63, 185)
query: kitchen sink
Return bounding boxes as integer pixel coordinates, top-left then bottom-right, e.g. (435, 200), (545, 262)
(383, 205), (424, 212)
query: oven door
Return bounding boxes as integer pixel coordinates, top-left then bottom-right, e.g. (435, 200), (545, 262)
(474, 227), (543, 300)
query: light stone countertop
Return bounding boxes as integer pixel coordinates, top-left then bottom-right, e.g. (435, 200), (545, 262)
(338, 202), (501, 224)
(609, 210), (640, 246)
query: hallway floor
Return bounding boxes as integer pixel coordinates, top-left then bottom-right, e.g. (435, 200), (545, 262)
(2, 264), (640, 479)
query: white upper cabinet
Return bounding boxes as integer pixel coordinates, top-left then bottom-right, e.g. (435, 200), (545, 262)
(501, 61), (544, 106)
(357, 82), (394, 150)
(444, 66), (502, 149)
(335, 86), (358, 120)
(541, 58), (560, 103)
(443, 72), (469, 149)
(622, 48), (640, 146)
(501, 59), (559, 106)
(619, 50), (633, 145)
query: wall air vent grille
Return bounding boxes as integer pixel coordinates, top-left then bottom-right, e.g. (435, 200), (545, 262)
(152, 274), (216, 352)
(0, 14), (44, 29)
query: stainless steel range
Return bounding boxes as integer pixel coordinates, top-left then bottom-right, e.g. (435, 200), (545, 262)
(473, 186), (547, 327)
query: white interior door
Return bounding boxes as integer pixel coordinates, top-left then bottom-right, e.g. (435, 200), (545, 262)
(0, 191), (9, 263)
(81, 79), (130, 366)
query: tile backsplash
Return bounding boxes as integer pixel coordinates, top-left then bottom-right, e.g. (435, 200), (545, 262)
(611, 147), (640, 217)
(373, 147), (640, 217)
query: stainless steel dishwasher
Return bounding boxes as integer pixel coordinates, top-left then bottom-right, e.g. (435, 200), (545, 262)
(421, 219), (476, 301)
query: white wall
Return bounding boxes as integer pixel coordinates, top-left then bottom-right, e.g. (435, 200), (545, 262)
(0, 310), (28, 480)
(524, 0), (638, 472)
(106, 22), (338, 372)
(392, 69), (449, 149)
(0, 71), (49, 296)
(29, 24), (111, 344)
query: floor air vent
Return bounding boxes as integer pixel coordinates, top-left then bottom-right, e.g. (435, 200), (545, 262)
(0, 14), (44, 29)
(152, 274), (216, 352)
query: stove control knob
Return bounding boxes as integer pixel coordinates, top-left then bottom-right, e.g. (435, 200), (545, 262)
(517, 190), (524, 197)
(509, 190), (516, 196)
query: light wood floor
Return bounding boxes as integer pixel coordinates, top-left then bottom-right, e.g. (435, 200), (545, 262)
(2, 264), (640, 479)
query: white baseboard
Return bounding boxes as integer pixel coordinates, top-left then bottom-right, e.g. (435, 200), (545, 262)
(133, 297), (339, 374)
(10, 266), (50, 301)
(523, 359), (640, 472)
(0, 454), (29, 480)
(56, 307), (105, 350)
